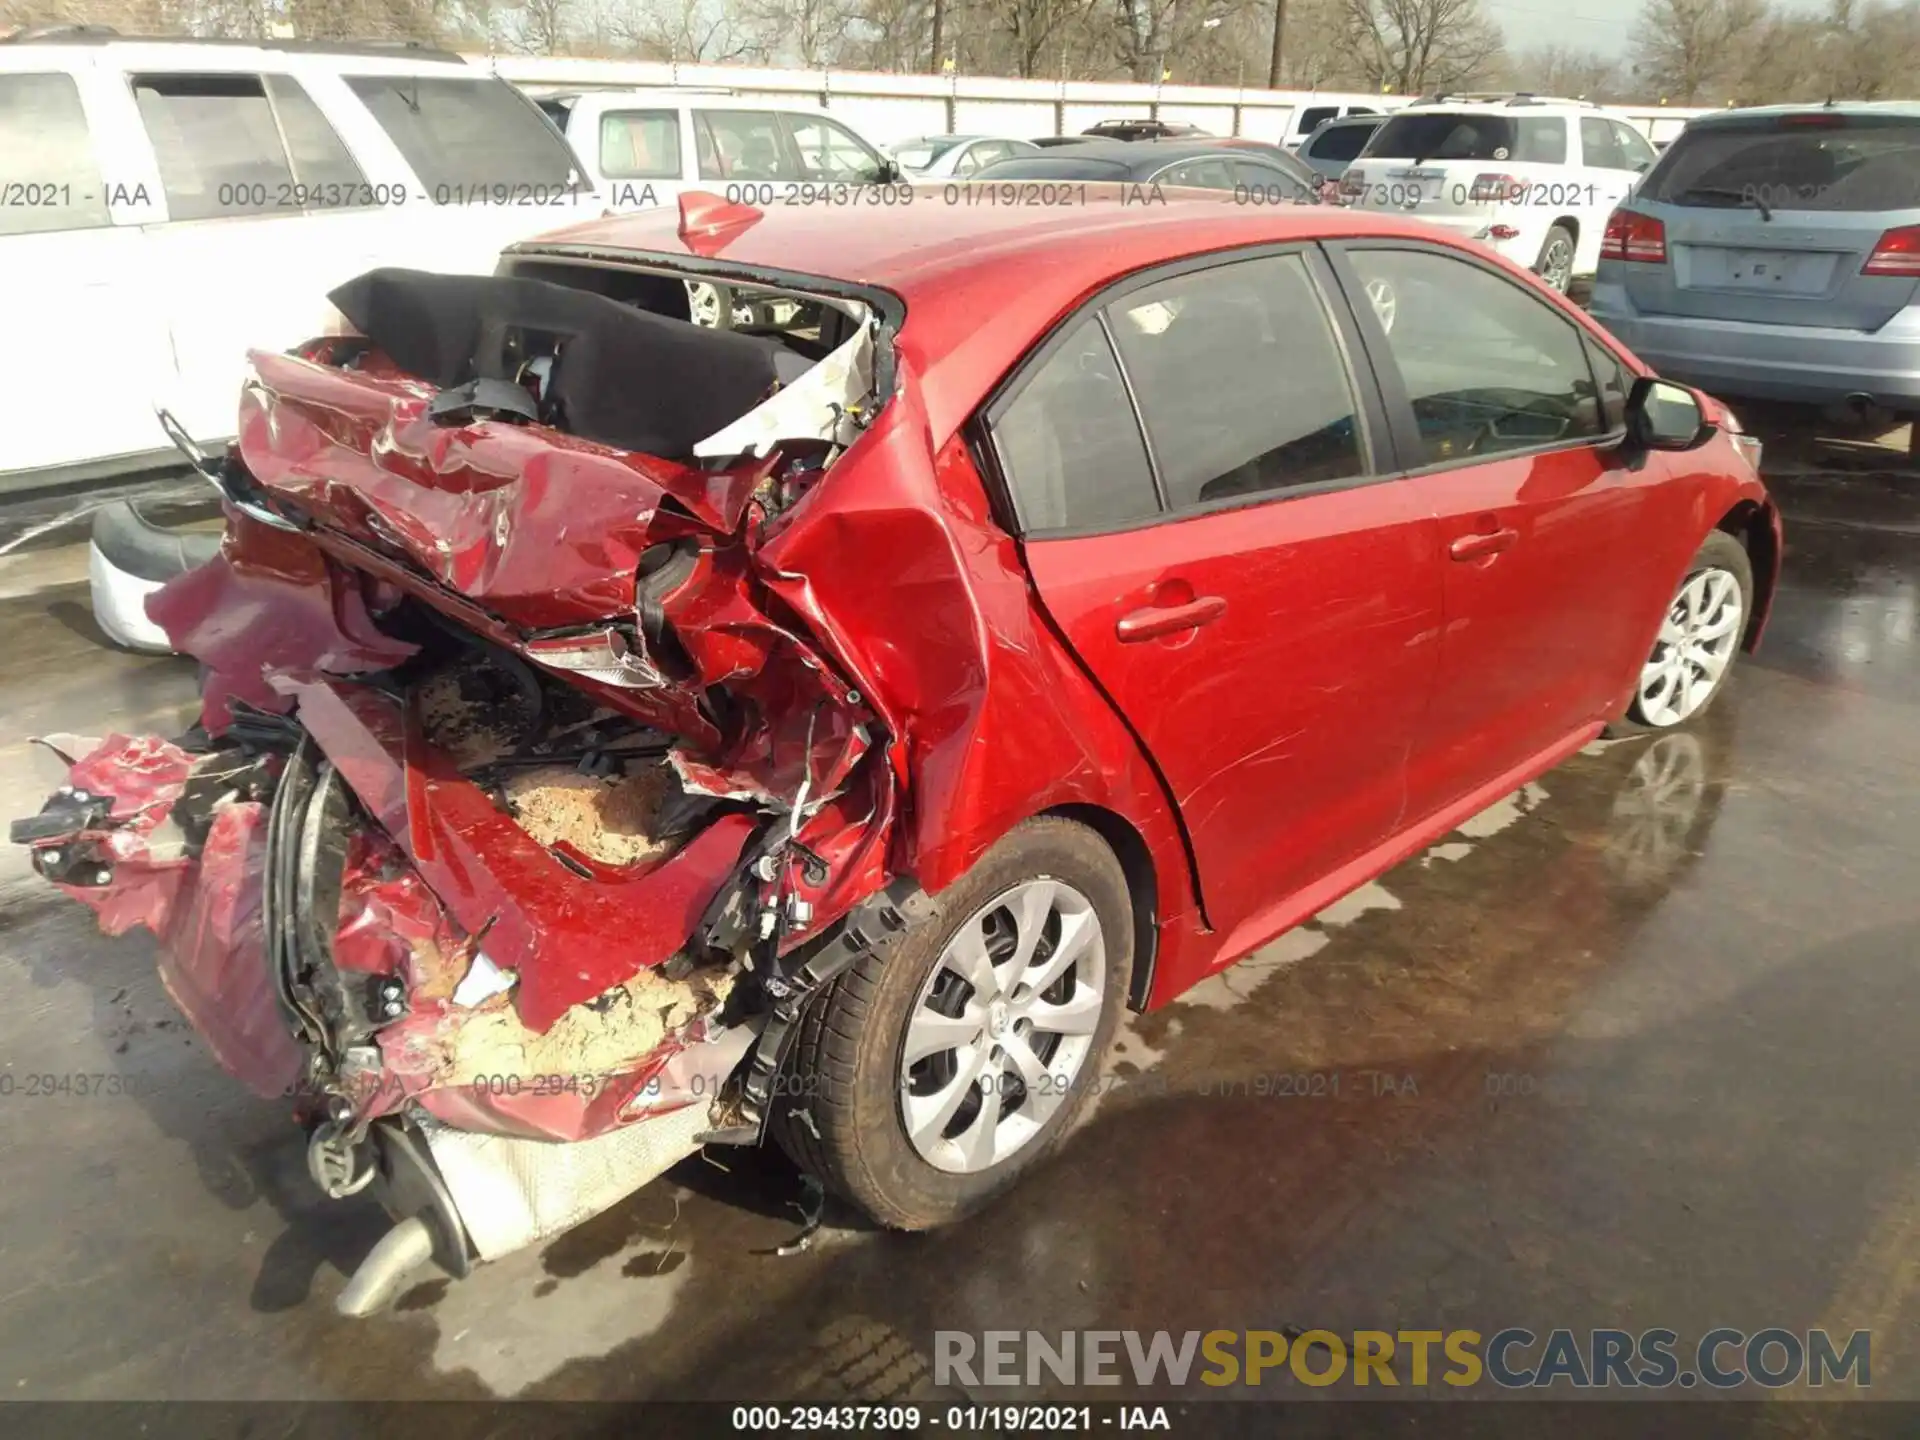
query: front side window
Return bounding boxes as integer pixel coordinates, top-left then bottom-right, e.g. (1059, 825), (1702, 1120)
(1297, 106), (1338, 135)
(784, 114), (886, 182)
(1613, 121), (1658, 171)
(133, 74), (295, 220)
(696, 110), (787, 181)
(600, 109), (681, 179)
(347, 75), (576, 194)
(1346, 248), (1604, 466)
(992, 318), (1160, 532)
(0, 73), (109, 236)
(1106, 254), (1366, 509)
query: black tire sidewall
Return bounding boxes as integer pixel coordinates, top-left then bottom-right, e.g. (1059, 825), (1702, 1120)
(786, 818), (1133, 1229)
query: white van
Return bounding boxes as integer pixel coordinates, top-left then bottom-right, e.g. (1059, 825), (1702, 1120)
(531, 88), (895, 212)
(1281, 95), (1391, 149)
(0, 28), (602, 492)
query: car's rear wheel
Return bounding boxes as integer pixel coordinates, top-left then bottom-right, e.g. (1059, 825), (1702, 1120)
(1534, 223), (1576, 292)
(1619, 530), (1753, 732)
(772, 818), (1132, 1230)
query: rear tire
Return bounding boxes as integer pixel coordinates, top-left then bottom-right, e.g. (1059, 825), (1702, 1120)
(1534, 223), (1576, 293)
(772, 818), (1133, 1230)
(1609, 530), (1753, 735)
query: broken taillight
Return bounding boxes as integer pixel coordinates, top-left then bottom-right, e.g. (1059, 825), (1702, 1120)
(1862, 225), (1920, 277)
(1601, 208), (1667, 264)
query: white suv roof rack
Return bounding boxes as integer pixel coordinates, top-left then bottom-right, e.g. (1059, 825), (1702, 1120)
(1407, 91), (1604, 109)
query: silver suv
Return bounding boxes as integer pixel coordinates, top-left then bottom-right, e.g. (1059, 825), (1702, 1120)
(1590, 103), (1920, 411)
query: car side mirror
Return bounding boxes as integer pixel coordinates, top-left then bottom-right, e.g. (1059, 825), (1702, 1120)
(875, 158), (901, 184)
(1627, 376), (1712, 451)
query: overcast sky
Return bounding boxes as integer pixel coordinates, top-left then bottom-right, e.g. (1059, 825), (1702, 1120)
(1482, 0), (1642, 59)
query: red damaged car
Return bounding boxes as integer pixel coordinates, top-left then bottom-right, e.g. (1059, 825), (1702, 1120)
(15, 191), (1779, 1310)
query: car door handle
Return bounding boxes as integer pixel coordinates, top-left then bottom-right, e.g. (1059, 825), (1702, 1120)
(1449, 528), (1519, 562)
(1116, 595), (1227, 642)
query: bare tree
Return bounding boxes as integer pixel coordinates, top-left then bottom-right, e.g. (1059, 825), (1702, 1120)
(1267, 0), (1286, 86)
(979, 0), (1095, 76)
(513, 0), (573, 51)
(1341, 0), (1504, 94)
(605, 0), (752, 59)
(1507, 42), (1624, 98)
(737, 0), (854, 64)
(1628, 0), (1763, 103)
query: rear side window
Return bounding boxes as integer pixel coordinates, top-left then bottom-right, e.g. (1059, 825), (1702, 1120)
(0, 73), (109, 236)
(1640, 118), (1920, 213)
(1297, 106), (1338, 135)
(348, 76), (577, 195)
(1366, 111), (1565, 164)
(600, 110), (681, 179)
(1155, 156), (1238, 189)
(993, 319), (1160, 532)
(133, 74), (296, 220)
(263, 76), (366, 195)
(1107, 254), (1365, 508)
(1613, 121), (1658, 171)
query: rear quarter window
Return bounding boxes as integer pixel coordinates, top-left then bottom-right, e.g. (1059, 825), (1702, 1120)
(1641, 119), (1920, 212)
(347, 75), (579, 195)
(0, 73), (110, 235)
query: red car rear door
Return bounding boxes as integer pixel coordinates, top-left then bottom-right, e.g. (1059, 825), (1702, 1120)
(1327, 241), (1668, 820)
(982, 247), (1445, 945)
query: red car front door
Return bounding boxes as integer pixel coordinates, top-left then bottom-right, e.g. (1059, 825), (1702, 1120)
(1331, 242), (1664, 819)
(985, 248), (1444, 949)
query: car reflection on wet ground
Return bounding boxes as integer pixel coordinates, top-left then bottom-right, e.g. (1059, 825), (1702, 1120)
(0, 409), (1912, 1407)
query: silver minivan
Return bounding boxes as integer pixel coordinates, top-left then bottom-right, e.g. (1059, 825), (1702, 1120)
(1590, 103), (1920, 410)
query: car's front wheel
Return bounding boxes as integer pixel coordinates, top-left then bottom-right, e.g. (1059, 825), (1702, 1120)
(1621, 530), (1753, 731)
(1534, 223), (1577, 293)
(773, 818), (1133, 1229)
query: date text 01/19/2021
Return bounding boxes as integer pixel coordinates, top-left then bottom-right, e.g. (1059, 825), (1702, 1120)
(730, 1405), (1174, 1431)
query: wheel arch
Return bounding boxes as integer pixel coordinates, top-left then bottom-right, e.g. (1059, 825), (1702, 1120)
(1040, 803), (1159, 1013)
(1715, 498), (1779, 651)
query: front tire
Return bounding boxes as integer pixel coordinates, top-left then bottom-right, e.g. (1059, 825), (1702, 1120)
(772, 818), (1133, 1230)
(1616, 530), (1753, 733)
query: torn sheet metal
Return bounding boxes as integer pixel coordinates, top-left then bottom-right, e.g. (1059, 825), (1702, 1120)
(694, 325), (875, 459)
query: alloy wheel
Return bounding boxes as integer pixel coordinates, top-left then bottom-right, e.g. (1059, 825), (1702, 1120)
(1636, 567), (1744, 727)
(1539, 234), (1575, 292)
(899, 878), (1107, 1175)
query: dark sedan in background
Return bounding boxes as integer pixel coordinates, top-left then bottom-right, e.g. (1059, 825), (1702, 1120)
(978, 138), (1322, 202)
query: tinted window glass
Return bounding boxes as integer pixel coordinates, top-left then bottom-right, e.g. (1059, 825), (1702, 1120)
(1297, 106), (1338, 135)
(1584, 335), (1632, 432)
(994, 319), (1159, 532)
(1311, 122), (1375, 162)
(1156, 156), (1237, 189)
(786, 114), (884, 181)
(1108, 254), (1365, 508)
(1640, 117), (1920, 212)
(0, 73), (109, 236)
(1367, 111), (1565, 164)
(601, 109), (681, 179)
(134, 74), (294, 220)
(1348, 249), (1604, 465)
(1233, 158), (1315, 201)
(696, 110), (788, 180)
(1581, 116), (1626, 170)
(263, 75), (365, 196)
(347, 76), (576, 193)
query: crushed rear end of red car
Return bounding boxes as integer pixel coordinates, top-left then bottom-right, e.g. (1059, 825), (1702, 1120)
(12, 248), (932, 1308)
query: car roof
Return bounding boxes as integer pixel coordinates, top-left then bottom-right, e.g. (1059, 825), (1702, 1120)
(1682, 100), (1920, 128)
(0, 29), (471, 69)
(980, 137), (1282, 171)
(524, 190), (1472, 449)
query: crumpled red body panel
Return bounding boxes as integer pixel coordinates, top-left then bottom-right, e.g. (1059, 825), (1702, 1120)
(238, 350), (771, 630)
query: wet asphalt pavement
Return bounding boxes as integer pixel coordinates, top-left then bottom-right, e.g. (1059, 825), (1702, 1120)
(0, 412), (1913, 1413)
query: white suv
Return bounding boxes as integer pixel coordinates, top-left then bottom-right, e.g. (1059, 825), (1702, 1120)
(0, 28), (601, 491)
(1341, 94), (1658, 291)
(531, 88), (894, 212)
